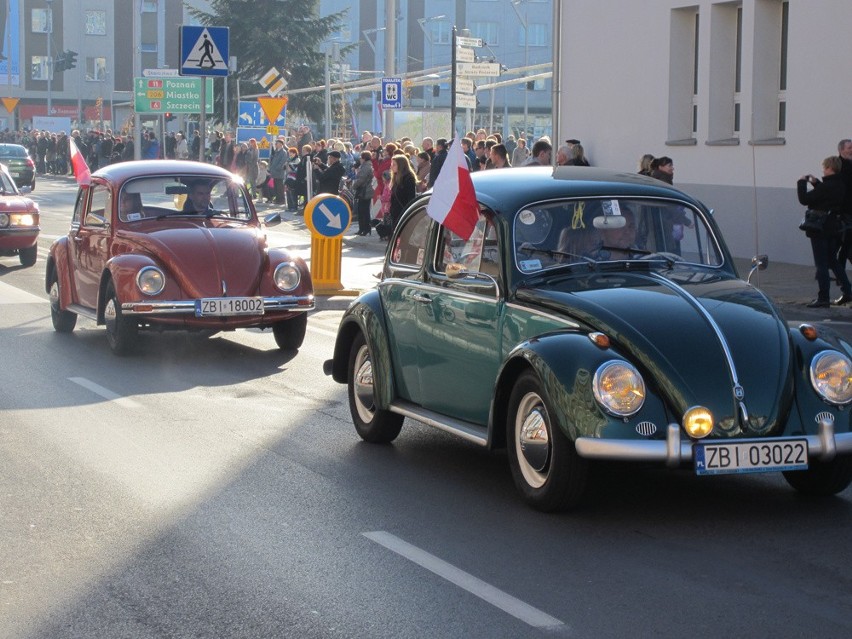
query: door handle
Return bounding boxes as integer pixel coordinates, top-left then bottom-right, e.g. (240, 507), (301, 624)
(411, 293), (432, 304)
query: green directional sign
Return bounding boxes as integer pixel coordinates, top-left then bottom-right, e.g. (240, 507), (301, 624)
(133, 77), (214, 113)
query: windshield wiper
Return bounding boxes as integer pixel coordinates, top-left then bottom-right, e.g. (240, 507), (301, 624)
(517, 244), (597, 266)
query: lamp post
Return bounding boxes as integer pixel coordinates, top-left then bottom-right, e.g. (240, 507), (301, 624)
(510, 0), (529, 139)
(417, 15), (446, 108)
(46, 0), (53, 115)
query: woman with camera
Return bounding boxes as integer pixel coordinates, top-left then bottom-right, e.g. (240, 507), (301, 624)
(798, 156), (851, 307)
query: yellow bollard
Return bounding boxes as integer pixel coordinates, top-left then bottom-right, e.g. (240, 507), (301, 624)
(303, 194), (360, 296)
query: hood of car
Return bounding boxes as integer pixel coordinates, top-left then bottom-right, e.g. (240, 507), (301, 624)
(517, 271), (795, 436)
(117, 226), (266, 297)
(0, 196), (37, 211)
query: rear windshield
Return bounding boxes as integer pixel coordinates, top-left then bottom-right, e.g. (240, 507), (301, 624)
(0, 146), (27, 159)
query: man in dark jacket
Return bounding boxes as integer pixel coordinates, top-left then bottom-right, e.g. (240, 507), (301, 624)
(427, 138), (447, 187)
(835, 139), (852, 268)
(314, 150), (346, 194)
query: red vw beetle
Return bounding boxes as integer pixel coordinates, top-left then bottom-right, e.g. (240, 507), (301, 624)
(45, 161), (314, 355)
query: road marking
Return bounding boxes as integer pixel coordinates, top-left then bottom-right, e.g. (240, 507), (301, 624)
(363, 531), (564, 629)
(0, 280), (46, 304)
(69, 377), (142, 409)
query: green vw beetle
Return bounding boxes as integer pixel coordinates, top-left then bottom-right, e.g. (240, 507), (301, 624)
(324, 166), (852, 511)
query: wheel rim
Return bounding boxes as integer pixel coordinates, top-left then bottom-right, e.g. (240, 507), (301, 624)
(49, 280), (61, 314)
(514, 391), (551, 489)
(104, 296), (117, 334)
(352, 343), (376, 422)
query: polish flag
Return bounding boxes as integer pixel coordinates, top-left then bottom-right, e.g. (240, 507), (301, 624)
(426, 138), (479, 240)
(69, 137), (91, 186)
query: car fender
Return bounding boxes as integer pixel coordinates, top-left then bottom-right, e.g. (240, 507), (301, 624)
(99, 253), (159, 321)
(493, 330), (668, 445)
(329, 290), (397, 408)
(788, 323), (852, 435)
(45, 237), (74, 306)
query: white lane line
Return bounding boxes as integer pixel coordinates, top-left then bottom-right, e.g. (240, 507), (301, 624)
(307, 324), (338, 338)
(0, 280), (47, 304)
(363, 531), (564, 629)
(69, 377), (142, 409)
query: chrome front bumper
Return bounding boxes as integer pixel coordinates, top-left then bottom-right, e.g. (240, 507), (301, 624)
(121, 294), (315, 316)
(575, 420), (852, 467)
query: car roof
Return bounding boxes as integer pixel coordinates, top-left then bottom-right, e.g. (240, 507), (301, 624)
(92, 160), (237, 185)
(469, 166), (704, 215)
(0, 144), (29, 154)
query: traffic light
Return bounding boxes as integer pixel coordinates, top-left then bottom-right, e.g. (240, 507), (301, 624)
(65, 51), (77, 70)
(164, 113), (176, 122)
(53, 52), (67, 72)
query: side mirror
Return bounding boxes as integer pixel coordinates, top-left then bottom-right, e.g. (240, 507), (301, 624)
(747, 254), (769, 285)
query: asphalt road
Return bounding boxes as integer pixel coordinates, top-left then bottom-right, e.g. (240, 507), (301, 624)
(1, 176), (851, 638)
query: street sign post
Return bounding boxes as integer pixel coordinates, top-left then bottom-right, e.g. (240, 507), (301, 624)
(381, 77), (402, 110)
(133, 77), (213, 113)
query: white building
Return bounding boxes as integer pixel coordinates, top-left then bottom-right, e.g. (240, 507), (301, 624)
(556, 0), (850, 265)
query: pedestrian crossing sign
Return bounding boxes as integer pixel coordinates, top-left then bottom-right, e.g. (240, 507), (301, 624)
(179, 26), (229, 77)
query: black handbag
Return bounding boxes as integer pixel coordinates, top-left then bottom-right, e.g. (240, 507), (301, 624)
(799, 209), (828, 235)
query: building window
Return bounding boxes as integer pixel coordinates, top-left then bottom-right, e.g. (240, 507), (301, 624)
(86, 57), (107, 81)
(751, 0), (787, 142)
(433, 22), (451, 45)
(31, 56), (49, 80)
(141, 43), (158, 53)
(666, 7), (699, 144)
(520, 23), (548, 47)
(31, 8), (51, 33)
(471, 21), (498, 46)
(707, 2), (741, 143)
(141, 0), (158, 12)
(85, 10), (107, 36)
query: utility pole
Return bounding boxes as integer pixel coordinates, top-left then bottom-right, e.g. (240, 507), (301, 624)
(46, 0), (53, 115)
(384, 0), (395, 140)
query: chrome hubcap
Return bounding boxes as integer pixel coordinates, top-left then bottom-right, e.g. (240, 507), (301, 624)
(515, 392), (551, 488)
(353, 344), (375, 422)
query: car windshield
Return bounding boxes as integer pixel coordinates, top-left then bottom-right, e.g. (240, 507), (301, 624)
(118, 175), (252, 223)
(513, 197), (723, 272)
(0, 169), (18, 193)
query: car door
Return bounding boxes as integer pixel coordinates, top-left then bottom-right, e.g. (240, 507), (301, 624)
(415, 215), (502, 425)
(69, 183), (112, 310)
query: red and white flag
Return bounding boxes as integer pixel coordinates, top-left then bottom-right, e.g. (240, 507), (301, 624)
(426, 138), (479, 240)
(69, 137), (91, 186)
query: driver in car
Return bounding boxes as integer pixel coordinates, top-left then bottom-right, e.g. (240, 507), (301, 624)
(593, 208), (641, 259)
(182, 179), (215, 214)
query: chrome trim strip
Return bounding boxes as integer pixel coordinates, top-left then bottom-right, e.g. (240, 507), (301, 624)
(389, 400), (489, 446)
(379, 279), (500, 304)
(575, 424), (852, 464)
(645, 271), (743, 400)
(504, 302), (580, 329)
(121, 295), (315, 316)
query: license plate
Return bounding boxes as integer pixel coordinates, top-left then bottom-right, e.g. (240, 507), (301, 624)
(10, 172), (19, 177)
(695, 438), (808, 475)
(195, 297), (264, 317)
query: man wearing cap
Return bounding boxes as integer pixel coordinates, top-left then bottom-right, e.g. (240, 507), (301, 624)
(313, 150), (346, 194)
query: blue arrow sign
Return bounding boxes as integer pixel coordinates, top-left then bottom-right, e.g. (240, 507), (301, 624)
(237, 101), (286, 127)
(308, 194), (352, 238)
(180, 26), (229, 77)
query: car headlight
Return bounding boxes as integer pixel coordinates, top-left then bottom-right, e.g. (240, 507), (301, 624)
(274, 262), (301, 292)
(0, 213), (8, 227)
(136, 266), (166, 296)
(10, 213), (35, 227)
(593, 360), (646, 417)
(810, 351), (852, 405)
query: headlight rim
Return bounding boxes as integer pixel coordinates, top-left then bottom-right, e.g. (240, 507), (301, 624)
(809, 350), (852, 406)
(273, 262), (301, 292)
(593, 359), (646, 418)
(136, 265), (166, 296)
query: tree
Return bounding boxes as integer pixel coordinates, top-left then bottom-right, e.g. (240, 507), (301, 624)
(187, 0), (348, 127)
